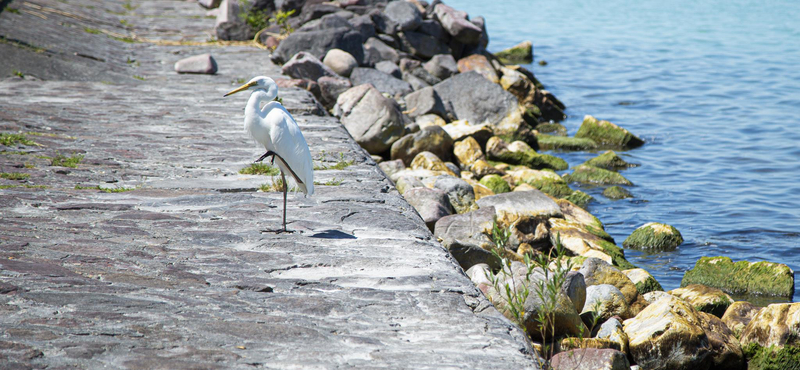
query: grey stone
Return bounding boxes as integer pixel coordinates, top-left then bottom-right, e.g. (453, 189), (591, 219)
(363, 37), (400, 65)
(396, 175), (425, 194)
(434, 207), (499, 270)
(433, 71), (519, 126)
(424, 53), (458, 80)
(404, 86), (447, 119)
(596, 317), (624, 338)
(369, 9), (396, 35)
(323, 48), (358, 77)
(333, 10), (355, 20)
(583, 284), (631, 320)
(317, 76), (352, 109)
(383, 1), (422, 32)
(397, 31), (451, 59)
(433, 175), (476, 214)
(563, 271), (587, 313)
(551, 349), (630, 370)
(174, 53), (218, 74)
(350, 67), (412, 98)
(215, 0), (251, 41)
(445, 162), (461, 177)
(333, 84), (405, 154)
(348, 14), (377, 41)
(272, 27), (364, 66)
(375, 60), (402, 79)
(432, 3), (482, 44)
(476, 189), (563, 222)
(417, 19), (448, 42)
(404, 187), (454, 231)
(390, 125), (454, 166)
(402, 71), (431, 91)
(281, 51), (337, 81)
(378, 159), (406, 180)
(301, 3), (342, 24)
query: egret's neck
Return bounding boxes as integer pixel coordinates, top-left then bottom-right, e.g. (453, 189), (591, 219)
(245, 89), (276, 118)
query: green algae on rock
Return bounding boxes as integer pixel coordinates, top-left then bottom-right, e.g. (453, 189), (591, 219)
(622, 222), (683, 250)
(486, 136), (568, 171)
(565, 190), (594, 209)
(669, 284), (734, 318)
(623, 268), (663, 295)
(603, 185), (633, 200)
(479, 174), (510, 194)
(534, 122), (567, 136)
(584, 150), (633, 170)
(563, 164), (633, 186)
(742, 344), (800, 370)
(575, 115), (644, 150)
(508, 168), (573, 198)
(535, 133), (598, 151)
(493, 40), (533, 64)
(681, 257), (795, 297)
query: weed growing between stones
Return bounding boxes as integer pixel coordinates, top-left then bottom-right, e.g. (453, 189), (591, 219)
(240, 163), (280, 176)
(0, 133), (36, 146)
(260, 175), (298, 193)
(0, 172), (30, 180)
(74, 185), (136, 193)
(132, 75), (145, 80)
(239, 1), (270, 33)
(0, 184), (47, 189)
(270, 9), (296, 36)
(314, 152), (353, 170)
(315, 177), (343, 186)
(51, 153), (83, 168)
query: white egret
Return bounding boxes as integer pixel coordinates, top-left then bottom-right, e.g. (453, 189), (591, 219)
(224, 76), (314, 232)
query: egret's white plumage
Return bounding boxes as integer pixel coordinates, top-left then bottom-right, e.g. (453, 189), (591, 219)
(225, 76), (314, 231)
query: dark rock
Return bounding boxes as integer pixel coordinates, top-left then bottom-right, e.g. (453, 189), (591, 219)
(369, 9), (396, 35)
(417, 19), (448, 42)
(375, 61), (402, 79)
(215, 0), (252, 41)
(348, 14), (377, 41)
(432, 175), (476, 214)
(434, 206), (498, 270)
(404, 187), (454, 231)
(376, 33), (400, 49)
(350, 67), (412, 98)
(390, 125), (454, 166)
(174, 54), (218, 74)
(433, 71), (518, 126)
(423, 54), (458, 80)
(333, 10), (355, 20)
(317, 76), (352, 109)
(333, 84), (405, 154)
(298, 14), (352, 32)
(363, 37), (400, 65)
(275, 0), (305, 13)
(470, 16), (488, 50)
(275, 78), (321, 102)
(322, 48), (358, 77)
(400, 57), (442, 85)
(397, 31), (451, 59)
(432, 3), (482, 44)
(281, 51), (337, 81)
(272, 27), (364, 66)
(301, 3), (342, 24)
(383, 1), (422, 32)
(404, 86), (446, 119)
(402, 71), (430, 91)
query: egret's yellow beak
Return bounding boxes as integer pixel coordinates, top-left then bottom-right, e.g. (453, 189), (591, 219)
(224, 81), (257, 97)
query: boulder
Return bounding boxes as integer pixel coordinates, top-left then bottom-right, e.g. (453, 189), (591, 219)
(404, 86), (447, 119)
(397, 31), (452, 59)
(583, 284), (631, 320)
(520, 288), (588, 340)
(441, 120), (493, 147)
(563, 164), (633, 186)
(536, 122), (567, 136)
(463, 177), (495, 201)
(465, 263), (493, 293)
(214, 0), (252, 41)
(432, 175), (477, 214)
(174, 54), (218, 74)
(275, 78), (321, 102)
(739, 304), (800, 370)
(681, 256), (795, 297)
(485, 137), (568, 171)
(282, 51), (337, 81)
(423, 54), (458, 80)
(317, 76), (352, 109)
(382, 1), (422, 31)
(322, 48), (358, 77)
(565, 190), (594, 211)
(272, 27), (364, 66)
(575, 115), (644, 150)
(698, 311), (746, 370)
(198, 0), (222, 9)
(563, 271), (587, 313)
(494, 40), (533, 64)
(402, 71), (431, 91)
(623, 296), (713, 370)
(409, 151), (455, 176)
(403, 187), (454, 231)
(476, 189), (562, 233)
(623, 268), (663, 295)
(551, 349), (630, 370)
(457, 54), (499, 83)
(432, 3), (482, 44)
(536, 134), (598, 151)
(741, 344), (800, 370)
(452, 136), (484, 168)
(721, 301), (761, 338)
(433, 71), (519, 127)
(363, 37), (400, 65)
(433, 206), (498, 270)
(555, 198), (611, 241)
(414, 114), (446, 129)
(579, 258), (639, 305)
(390, 126), (453, 166)
(595, 317), (629, 354)
(470, 159), (504, 179)
(623, 222), (683, 251)
(333, 84), (404, 154)
(603, 186), (633, 200)
(494, 120), (538, 148)
(417, 19), (448, 41)
(348, 14), (377, 41)
(378, 159), (405, 180)
(395, 175), (424, 194)
(583, 150), (634, 170)
(499, 65), (566, 123)
(298, 14), (352, 32)
(300, 3), (341, 24)
(669, 284), (733, 318)
(551, 219), (633, 269)
(350, 67), (413, 98)
(508, 168), (572, 198)
(479, 174), (510, 194)
(374, 60), (401, 79)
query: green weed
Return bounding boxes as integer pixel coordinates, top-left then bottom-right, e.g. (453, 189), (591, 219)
(0, 172), (30, 180)
(0, 133), (36, 146)
(51, 153), (84, 168)
(240, 162), (280, 176)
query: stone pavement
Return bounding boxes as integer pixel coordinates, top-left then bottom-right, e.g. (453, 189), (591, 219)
(0, 0), (539, 368)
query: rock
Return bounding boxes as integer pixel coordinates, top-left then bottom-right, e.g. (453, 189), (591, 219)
(444, 162), (461, 177)
(623, 268), (663, 295)
(741, 344), (800, 370)
(272, 27), (364, 66)
(215, 0), (251, 41)
(536, 134), (598, 151)
(415, 114), (446, 129)
(642, 290), (674, 304)
(382, 1), (422, 31)
(476, 189), (562, 232)
(402, 71), (431, 91)
(579, 258), (639, 306)
(681, 256), (795, 297)
(401, 58), (443, 86)
(409, 151), (455, 176)
(404, 187), (454, 231)
(348, 14), (376, 41)
(432, 175), (477, 214)
(298, 14), (352, 32)
(395, 175), (424, 194)
(550, 219), (634, 269)
(721, 301), (761, 338)
(378, 159), (405, 180)
(433, 207), (498, 270)
(350, 67), (412, 98)
(551, 349), (630, 370)
(603, 186), (633, 200)
(463, 177), (495, 201)
(198, 0), (222, 9)
(565, 190), (594, 209)
(441, 120), (493, 147)
(494, 120), (538, 149)
(536, 122), (567, 136)
(322, 48), (358, 77)
(499, 65), (566, 123)
(508, 168), (571, 198)
(376, 33), (399, 49)
(363, 37), (400, 65)
(697, 311), (746, 370)
(623, 296), (713, 370)
(575, 115), (644, 150)
(563, 164), (633, 186)
(300, 3), (342, 24)
(417, 19), (448, 41)
(555, 198), (611, 242)
(595, 317), (629, 354)
(479, 174), (510, 194)
(583, 150), (633, 170)
(174, 53), (218, 74)
(453, 136), (484, 168)
(521, 288), (588, 340)
(622, 222), (683, 251)
(404, 86), (447, 119)
(374, 61), (401, 79)
(333, 84), (405, 154)
(457, 54), (499, 83)
(583, 284), (631, 320)
(423, 54), (458, 80)
(282, 51), (337, 81)
(317, 76), (352, 109)
(470, 159), (504, 179)
(432, 3), (482, 44)
(486, 137), (568, 171)
(494, 40), (533, 64)
(433, 71), (519, 127)
(275, 78), (321, 102)
(397, 31), (452, 59)
(669, 284), (733, 318)
(563, 271), (587, 313)
(390, 126), (453, 166)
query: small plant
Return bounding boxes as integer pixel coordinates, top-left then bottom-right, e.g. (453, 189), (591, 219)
(239, 163), (280, 176)
(75, 184), (137, 193)
(51, 153), (84, 168)
(314, 177), (342, 186)
(274, 96), (283, 104)
(234, 78), (246, 84)
(13, 69), (24, 77)
(0, 133), (36, 146)
(0, 184), (47, 189)
(122, 1), (137, 11)
(84, 27), (102, 35)
(270, 9), (296, 36)
(1, 172), (30, 180)
(314, 152), (354, 170)
(7, 7), (19, 14)
(239, 1), (271, 32)
(259, 175), (297, 192)
(132, 75), (145, 81)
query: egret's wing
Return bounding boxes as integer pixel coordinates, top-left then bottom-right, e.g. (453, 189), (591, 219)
(266, 104), (314, 196)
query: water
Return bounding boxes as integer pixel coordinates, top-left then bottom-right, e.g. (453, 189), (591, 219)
(447, 0), (800, 302)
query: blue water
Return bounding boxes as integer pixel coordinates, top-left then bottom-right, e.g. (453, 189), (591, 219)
(448, 0), (800, 302)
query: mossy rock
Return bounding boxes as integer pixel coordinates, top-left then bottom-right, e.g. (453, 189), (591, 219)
(622, 222), (683, 250)
(536, 134), (598, 151)
(669, 284), (734, 318)
(681, 256), (795, 297)
(743, 343), (800, 370)
(564, 190), (593, 209)
(583, 150), (632, 170)
(535, 122), (567, 136)
(603, 186), (633, 200)
(575, 115), (644, 150)
(494, 40), (533, 64)
(597, 239), (635, 270)
(479, 174), (511, 194)
(623, 268), (663, 295)
(487, 137), (568, 171)
(563, 164), (633, 186)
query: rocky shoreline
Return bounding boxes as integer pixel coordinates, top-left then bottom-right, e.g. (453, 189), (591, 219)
(209, 0), (800, 368)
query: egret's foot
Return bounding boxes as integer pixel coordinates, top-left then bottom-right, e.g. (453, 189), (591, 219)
(261, 227), (295, 234)
(254, 150), (276, 164)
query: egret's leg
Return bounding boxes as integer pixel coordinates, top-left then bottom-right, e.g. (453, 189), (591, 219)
(255, 150), (276, 163)
(281, 171), (287, 232)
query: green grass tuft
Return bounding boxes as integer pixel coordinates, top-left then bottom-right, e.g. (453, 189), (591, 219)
(240, 163), (280, 176)
(1, 133), (36, 146)
(51, 154), (84, 168)
(1, 172), (30, 180)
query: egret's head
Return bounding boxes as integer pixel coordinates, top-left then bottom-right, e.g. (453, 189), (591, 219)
(224, 76), (278, 100)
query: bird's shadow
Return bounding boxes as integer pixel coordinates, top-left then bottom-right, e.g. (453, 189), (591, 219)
(308, 229), (356, 239)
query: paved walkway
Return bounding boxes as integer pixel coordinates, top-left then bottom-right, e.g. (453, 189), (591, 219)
(0, 1), (539, 368)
